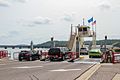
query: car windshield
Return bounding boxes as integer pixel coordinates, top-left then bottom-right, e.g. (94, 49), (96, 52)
(100, 48), (108, 52)
(20, 51), (32, 54)
(114, 49), (120, 52)
(80, 48), (87, 50)
(89, 49), (100, 53)
(48, 48), (60, 54)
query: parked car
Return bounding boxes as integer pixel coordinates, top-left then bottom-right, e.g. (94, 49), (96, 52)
(18, 50), (40, 61)
(48, 47), (69, 61)
(100, 48), (109, 53)
(101, 48), (112, 63)
(111, 48), (120, 63)
(89, 49), (102, 58)
(80, 47), (88, 55)
(112, 47), (120, 53)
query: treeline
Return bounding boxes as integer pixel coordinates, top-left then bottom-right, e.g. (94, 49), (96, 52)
(85, 39), (120, 45)
(37, 39), (120, 48)
(36, 41), (68, 48)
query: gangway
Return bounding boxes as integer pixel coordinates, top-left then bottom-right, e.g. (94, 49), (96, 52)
(67, 19), (96, 57)
(67, 24), (77, 52)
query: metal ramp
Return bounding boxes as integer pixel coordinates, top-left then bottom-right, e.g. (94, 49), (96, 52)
(67, 34), (77, 51)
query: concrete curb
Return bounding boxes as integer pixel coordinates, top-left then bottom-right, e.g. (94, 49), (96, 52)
(112, 74), (120, 80)
(76, 63), (101, 80)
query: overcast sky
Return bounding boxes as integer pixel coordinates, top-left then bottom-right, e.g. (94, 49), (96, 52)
(0, 0), (120, 45)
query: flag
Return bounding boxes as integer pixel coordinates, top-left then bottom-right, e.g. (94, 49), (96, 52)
(92, 20), (96, 25)
(88, 17), (93, 23)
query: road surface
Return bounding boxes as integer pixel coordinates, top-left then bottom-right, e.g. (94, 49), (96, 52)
(0, 60), (95, 80)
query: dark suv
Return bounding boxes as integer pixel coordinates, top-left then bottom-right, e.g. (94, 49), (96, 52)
(18, 50), (40, 61)
(48, 47), (69, 61)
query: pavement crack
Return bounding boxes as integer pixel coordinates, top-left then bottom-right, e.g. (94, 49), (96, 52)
(29, 75), (34, 80)
(33, 75), (39, 80)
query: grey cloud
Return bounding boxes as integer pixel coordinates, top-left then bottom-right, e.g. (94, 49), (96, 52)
(0, 31), (20, 44)
(13, 0), (29, 3)
(9, 31), (20, 37)
(1, 31), (20, 38)
(0, 0), (10, 7)
(0, 0), (28, 7)
(19, 17), (52, 27)
(62, 13), (76, 22)
(99, 3), (111, 11)
(63, 15), (72, 21)
(7, 0), (29, 3)
(33, 17), (52, 25)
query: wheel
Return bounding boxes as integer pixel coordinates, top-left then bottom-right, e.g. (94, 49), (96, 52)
(19, 57), (22, 61)
(38, 55), (40, 60)
(29, 56), (33, 61)
(89, 56), (92, 58)
(61, 56), (65, 61)
(40, 55), (45, 61)
(49, 58), (54, 61)
(39, 55), (42, 61)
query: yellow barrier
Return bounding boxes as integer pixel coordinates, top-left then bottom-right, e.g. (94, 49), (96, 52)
(80, 56), (84, 59)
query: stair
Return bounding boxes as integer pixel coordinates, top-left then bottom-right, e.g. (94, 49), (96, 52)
(67, 34), (76, 51)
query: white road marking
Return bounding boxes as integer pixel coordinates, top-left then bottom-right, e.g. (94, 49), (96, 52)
(74, 58), (101, 64)
(101, 63), (113, 65)
(50, 69), (81, 72)
(12, 66), (43, 69)
(0, 64), (6, 65)
(74, 61), (100, 64)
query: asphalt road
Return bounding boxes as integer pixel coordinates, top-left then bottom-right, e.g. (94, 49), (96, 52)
(0, 60), (94, 80)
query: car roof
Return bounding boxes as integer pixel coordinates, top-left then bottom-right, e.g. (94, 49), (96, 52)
(112, 48), (120, 51)
(113, 47), (120, 50)
(80, 47), (87, 49)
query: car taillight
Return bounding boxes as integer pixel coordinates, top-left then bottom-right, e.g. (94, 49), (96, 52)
(25, 54), (30, 56)
(56, 55), (58, 58)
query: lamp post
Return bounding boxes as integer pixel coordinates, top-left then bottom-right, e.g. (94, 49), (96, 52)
(104, 35), (107, 51)
(51, 37), (55, 48)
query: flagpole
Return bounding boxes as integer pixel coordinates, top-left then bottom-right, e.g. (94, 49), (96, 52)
(91, 17), (94, 34)
(83, 18), (85, 25)
(95, 21), (96, 48)
(92, 21), (94, 35)
(95, 23), (96, 33)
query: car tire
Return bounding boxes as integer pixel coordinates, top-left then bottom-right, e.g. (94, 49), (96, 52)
(61, 56), (65, 61)
(19, 57), (22, 61)
(50, 58), (53, 61)
(40, 55), (45, 61)
(89, 56), (92, 58)
(29, 57), (33, 61)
